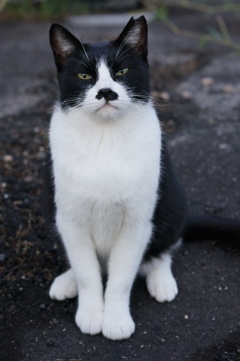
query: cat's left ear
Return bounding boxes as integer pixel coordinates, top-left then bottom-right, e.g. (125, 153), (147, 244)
(115, 16), (148, 61)
(49, 24), (80, 70)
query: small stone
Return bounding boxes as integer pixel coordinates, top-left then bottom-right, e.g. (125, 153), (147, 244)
(36, 152), (45, 161)
(24, 176), (33, 183)
(218, 143), (228, 150)
(164, 119), (176, 133)
(201, 77), (214, 86)
(0, 254), (6, 262)
(46, 339), (55, 347)
(151, 90), (161, 98)
(39, 303), (46, 310)
(181, 90), (192, 99)
(160, 338), (166, 343)
(3, 154), (13, 162)
(184, 314), (189, 319)
(159, 91), (170, 101)
(208, 118), (215, 126)
(223, 84), (235, 94)
(205, 202), (225, 214)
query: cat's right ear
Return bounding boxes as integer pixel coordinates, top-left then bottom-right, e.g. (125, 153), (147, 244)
(49, 24), (79, 70)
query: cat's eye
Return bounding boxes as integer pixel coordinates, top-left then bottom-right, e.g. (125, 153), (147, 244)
(116, 68), (129, 76)
(77, 73), (92, 80)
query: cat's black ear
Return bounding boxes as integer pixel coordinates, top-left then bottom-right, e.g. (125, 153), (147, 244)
(115, 16), (148, 60)
(49, 24), (80, 70)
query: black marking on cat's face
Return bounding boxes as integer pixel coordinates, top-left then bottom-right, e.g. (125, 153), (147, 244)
(49, 16), (150, 113)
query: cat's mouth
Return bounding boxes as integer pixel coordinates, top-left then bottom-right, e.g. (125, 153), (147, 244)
(97, 101), (118, 112)
(95, 101), (120, 119)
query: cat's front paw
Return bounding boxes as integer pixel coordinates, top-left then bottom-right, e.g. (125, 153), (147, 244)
(146, 269), (178, 303)
(102, 309), (135, 340)
(49, 269), (78, 301)
(75, 306), (103, 335)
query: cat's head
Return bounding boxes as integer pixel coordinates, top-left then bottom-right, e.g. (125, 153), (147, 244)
(49, 16), (150, 121)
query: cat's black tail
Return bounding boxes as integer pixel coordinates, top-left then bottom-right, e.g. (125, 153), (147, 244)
(184, 215), (240, 248)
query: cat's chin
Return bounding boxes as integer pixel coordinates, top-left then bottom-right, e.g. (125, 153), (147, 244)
(95, 103), (121, 121)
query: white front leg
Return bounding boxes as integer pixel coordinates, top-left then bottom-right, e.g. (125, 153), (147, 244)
(55, 212), (104, 335)
(102, 220), (152, 340)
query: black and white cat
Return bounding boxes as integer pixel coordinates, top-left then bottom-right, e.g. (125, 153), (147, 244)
(47, 16), (239, 340)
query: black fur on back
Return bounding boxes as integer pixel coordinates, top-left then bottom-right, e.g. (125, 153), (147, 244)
(144, 138), (187, 259)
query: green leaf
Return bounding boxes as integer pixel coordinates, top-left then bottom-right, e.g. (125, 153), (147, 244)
(198, 36), (209, 49)
(156, 5), (169, 22)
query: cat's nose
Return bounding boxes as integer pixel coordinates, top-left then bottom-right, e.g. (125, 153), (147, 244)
(96, 88), (118, 101)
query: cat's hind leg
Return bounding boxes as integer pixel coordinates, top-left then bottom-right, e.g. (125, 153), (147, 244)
(49, 268), (78, 301)
(140, 253), (178, 303)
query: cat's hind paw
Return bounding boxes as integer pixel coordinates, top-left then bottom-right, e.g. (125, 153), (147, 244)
(142, 254), (178, 303)
(49, 269), (78, 301)
(146, 269), (178, 303)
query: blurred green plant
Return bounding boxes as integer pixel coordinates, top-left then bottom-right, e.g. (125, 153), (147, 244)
(0, 0), (9, 12)
(142, 0), (240, 53)
(0, 0), (89, 20)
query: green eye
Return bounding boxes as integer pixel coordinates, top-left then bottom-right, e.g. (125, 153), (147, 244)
(77, 73), (92, 80)
(116, 68), (129, 76)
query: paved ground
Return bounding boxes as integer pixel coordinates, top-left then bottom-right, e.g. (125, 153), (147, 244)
(0, 11), (240, 361)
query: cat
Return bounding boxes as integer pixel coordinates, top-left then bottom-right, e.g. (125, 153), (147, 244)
(47, 16), (239, 340)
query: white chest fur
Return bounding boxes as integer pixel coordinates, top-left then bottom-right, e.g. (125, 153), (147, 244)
(50, 102), (161, 258)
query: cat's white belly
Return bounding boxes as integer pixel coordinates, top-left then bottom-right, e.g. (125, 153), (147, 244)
(87, 201), (125, 260)
(54, 165), (139, 259)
